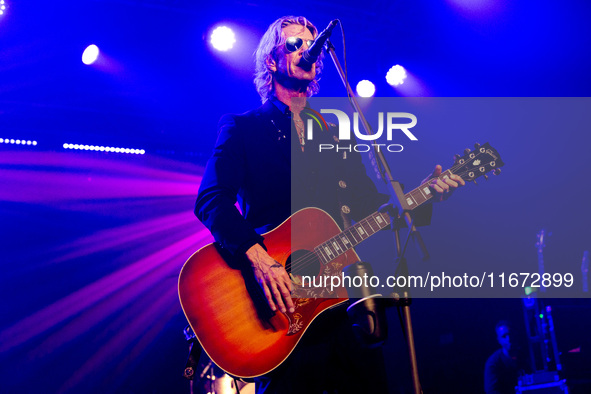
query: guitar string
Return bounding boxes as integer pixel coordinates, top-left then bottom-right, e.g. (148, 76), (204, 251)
(287, 159), (493, 275)
(287, 158), (471, 275)
(288, 165), (489, 276)
(287, 150), (497, 275)
(287, 213), (386, 275)
(287, 155), (484, 274)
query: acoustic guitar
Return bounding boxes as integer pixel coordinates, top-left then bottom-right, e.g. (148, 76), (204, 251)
(178, 142), (503, 378)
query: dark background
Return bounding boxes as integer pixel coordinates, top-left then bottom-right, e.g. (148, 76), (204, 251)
(1, 0), (590, 392)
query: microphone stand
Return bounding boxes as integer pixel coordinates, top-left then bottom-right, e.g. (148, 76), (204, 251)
(325, 38), (425, 394)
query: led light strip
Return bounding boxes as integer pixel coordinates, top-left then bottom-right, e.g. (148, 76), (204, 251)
(1, 138), (38, 146)
(63, 143), (145, 155)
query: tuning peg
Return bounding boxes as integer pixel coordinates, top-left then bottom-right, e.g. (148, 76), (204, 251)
(454, 154), (462, 163)
(474, 142), (481, 150)
(464, 148), (471, 155)
(483, 174), (489, 181)
(493, 168), (501, 176)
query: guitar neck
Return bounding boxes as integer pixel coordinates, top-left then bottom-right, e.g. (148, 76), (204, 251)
(403, 170), (453, 209)
(313, 175), (441, 265)
(313, 140), (505, 266)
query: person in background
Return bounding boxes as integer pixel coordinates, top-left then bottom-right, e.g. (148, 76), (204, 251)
(485, 320), (526, 394)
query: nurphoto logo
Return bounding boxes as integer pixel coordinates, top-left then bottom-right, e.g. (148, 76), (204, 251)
(305, 109), (418, 153)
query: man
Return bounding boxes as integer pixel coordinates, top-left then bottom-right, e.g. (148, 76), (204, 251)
(196, 15), (464, 393)
(484, 321), (522, 394)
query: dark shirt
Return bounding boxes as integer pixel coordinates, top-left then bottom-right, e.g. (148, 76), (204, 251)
(484, 349), (519, 394)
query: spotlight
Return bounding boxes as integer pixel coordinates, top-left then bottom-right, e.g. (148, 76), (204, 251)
(1, 137), (38, 146)
(356, 80), (376, 98)
(386, 65), (407, 86)
(0, 0), (6, 16)
(82, 44), (100, 65)
(63, 143), (145, 155)
(210, 26), (236, 52)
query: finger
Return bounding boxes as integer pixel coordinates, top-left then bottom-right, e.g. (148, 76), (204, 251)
(282, 271), (293, 293)
(277, 281), (295, 312)
(261, 282), (277, 312)
(443, 178), (458, 188)
(270, 268), (290, 292)
(270, 263), (292, 293)
(269, 282), (287, 313)
(450, 174), (465, 186)
(435, 179), (450, 192)
(432, 183), (445, 194)
(432, 164), (442, 177)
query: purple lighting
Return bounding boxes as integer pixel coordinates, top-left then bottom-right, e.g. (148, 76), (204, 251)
(0, 150), (213, 392)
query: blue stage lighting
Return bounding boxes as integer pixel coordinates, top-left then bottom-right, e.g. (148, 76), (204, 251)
(386, 65), (407, 86)
(82, 45), (100, 65)
(63, 143), (145, 155)
(356, 80), (376, 98)
(1, 137), (37, 146)
(210, 26), (236, 52)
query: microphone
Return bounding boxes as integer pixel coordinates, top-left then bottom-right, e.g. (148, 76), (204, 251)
(298, 19), (338, 70)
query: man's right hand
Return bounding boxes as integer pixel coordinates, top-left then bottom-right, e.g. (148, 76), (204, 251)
(245, 243), (294, 314)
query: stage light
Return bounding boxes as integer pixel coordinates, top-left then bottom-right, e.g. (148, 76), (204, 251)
(63, 143), (145, 155)
(1, 137), (37, 146)
(524, 286), (533, 296)
(0, 0), (6, 16)
(82, 45), (100, 65)
(386, 65), (407, 86)
(356, 80), (375, 98)
(210, 26), (236, 52)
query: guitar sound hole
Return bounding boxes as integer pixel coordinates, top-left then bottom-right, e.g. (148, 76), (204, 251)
(285, 249), (321, 280)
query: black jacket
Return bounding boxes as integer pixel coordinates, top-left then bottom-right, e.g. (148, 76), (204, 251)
(195, 99), (401, 256)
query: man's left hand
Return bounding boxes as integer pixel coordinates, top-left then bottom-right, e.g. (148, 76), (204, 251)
(425, 164), (465, 202)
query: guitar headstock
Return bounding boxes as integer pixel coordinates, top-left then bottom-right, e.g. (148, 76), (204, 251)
(451, 142), (504, 184)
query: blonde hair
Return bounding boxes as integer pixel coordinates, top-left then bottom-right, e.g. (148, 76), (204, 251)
(254, 16), (323, 102)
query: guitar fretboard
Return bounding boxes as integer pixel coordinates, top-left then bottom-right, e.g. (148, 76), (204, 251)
(314, 211), (390, 265)
(312, 171), (452, 265)
(404, 169), (453, 209)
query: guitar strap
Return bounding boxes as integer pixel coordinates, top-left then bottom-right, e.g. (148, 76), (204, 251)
(182, 325), (201, 381)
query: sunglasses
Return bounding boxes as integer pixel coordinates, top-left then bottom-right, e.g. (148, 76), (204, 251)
(284, 37), (314, 53)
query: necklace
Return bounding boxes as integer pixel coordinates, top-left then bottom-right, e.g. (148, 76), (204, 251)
(293, 111), (305, 152)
